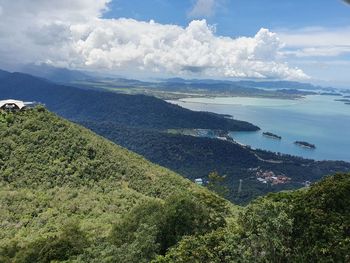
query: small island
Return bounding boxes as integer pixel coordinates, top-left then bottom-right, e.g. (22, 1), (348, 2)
(294, 141), (316, 149)
(263, 132), (282, 140)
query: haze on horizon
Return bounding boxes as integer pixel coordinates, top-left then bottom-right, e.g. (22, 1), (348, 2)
(0, 0), (350, 87)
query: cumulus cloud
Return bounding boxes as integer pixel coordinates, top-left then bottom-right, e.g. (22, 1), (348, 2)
(0, 0), (308, 80)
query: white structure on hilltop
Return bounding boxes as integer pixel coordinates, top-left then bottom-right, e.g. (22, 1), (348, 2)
(0, 99), (34, 111)
(195, 178), (204, 186)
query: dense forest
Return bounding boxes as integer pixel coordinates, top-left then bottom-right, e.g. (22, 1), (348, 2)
(154, 173), (350, 262)
(0, 70), (258, 131)
(0, 108), (233, 262)
(0, 108), (349, 262)
(1, 70), (350, 204)
(83, 122), (350, 204)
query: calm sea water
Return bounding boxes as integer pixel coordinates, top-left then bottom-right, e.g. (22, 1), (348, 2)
(169, 95), (350, 162)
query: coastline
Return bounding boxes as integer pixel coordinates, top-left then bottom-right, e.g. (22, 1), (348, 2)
(168, 95), (350, 162)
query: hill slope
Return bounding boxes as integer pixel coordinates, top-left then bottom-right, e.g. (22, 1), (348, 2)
(1, 71), (349, 204)
(83, 122), (350, 203)
(0, 108), (232, 262)
(19, 64), (91, 83)
(0, 71), (258, 131)
(155, 173), (350, 262)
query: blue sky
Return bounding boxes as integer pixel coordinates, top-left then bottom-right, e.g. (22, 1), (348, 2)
(1, 0), (350, 86)
(101, 0), (350, 86)
(104, 0), (350, 37)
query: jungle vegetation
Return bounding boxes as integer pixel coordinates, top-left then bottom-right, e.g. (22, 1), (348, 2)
(0, 108), (349, 262)
(1, 71), (350, 204)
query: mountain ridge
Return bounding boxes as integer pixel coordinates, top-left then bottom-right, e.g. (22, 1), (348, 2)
(0, 70), (258, 131)
(1, 70), (349, 204)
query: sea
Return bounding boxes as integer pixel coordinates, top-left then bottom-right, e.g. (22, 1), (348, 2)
(168, 95), (350, 162)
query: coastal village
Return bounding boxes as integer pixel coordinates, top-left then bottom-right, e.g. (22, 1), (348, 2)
(255, 169), (291, 185)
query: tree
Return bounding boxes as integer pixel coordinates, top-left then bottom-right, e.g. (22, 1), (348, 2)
(207, 171), (229, 198)
(13, 222), (88, 263)
(238, 197), (293, 262)
(110, 193), (228, 261)
(290, 173), (350, 262)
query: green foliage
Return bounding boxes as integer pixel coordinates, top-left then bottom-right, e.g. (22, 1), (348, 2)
(111, 199), (163, 248)
(156, 174), (350, 263)
(110, 193), (229, 261)
(85, 121), (350, 204)
(207, 171), (229, 198)
(0, 108), (349, 262)
(12, 222), (88, 263)
(108, 223), (160, 263)
(0, 108), (234, 262)
(237, 197), (293, 262)
(290, 173), (350, 262)
(0, 108), (202, 196)
(2, 72), (349, 205)
(152, 228), (240, 263)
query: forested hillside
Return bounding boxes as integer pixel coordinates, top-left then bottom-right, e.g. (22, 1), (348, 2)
(1, 70), (350, 204)
(84, 122), (350, 204)
(154, 173), (350, 262)
(1, 108), (349, 262)
(0, 71), (258, 131)
(0, 108), (232, 262)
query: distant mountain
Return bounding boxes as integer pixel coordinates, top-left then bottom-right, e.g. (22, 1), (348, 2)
(0, 69), (9, 79)
(19, 64), (92, 83)
(1, 71), (349, 204)
(236, 80), (325, 90)
(0, 71), (259, 131)
(164, 77), (237, 85)
(163, 78), (324, 90)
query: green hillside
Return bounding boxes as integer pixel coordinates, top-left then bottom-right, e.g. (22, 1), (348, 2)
(155, 173), (350, 263)
(1, 108), (349, 262)
(0, 107), (233, 262)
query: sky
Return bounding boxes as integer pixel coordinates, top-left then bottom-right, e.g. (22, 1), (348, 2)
(0, 0), (350, 86)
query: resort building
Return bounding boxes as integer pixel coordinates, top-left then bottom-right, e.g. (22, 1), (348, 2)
(195, 178), (204, 186)
(0, 99), (33, 111)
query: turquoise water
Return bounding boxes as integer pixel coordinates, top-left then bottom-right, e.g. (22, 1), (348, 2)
(169, 95), (350, 162)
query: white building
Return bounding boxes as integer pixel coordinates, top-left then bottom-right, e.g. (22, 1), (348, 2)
(195, 178), (204, 186)
(0, 99), (33, 111)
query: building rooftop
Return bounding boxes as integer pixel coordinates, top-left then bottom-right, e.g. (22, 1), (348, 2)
(0, 99), (32, 110)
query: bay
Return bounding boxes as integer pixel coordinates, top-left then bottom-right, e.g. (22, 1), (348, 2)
(168, 95), (350, 162)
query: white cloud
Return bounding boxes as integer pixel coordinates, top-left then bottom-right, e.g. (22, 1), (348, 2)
(284, 46), (350, 58)
(0, 0), (308, 80)
(278, 27), (350, 57)
(278, 27), (350, 47)
(188, 0), (217, 18)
